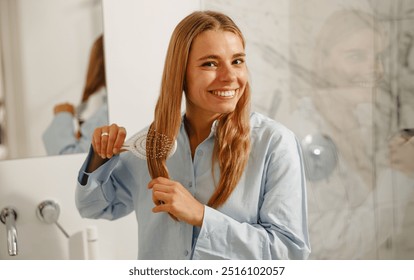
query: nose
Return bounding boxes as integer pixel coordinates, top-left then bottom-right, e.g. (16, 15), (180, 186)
(218, 63), (236, 82)
(363, 52), (384, 82)
(365, 53), (384, 82)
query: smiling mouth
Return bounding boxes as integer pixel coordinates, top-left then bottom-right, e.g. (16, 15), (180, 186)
(351, 74), (383, 88)
(209, 90), (236, 97)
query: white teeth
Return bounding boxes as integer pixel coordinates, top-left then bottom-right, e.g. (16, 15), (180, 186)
(211, 90), (235, 97)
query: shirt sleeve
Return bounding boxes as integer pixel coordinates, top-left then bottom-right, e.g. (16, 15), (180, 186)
(42, 112), (79, 155)
(42, 105), (108, 155)
(192, 134), (311, 260)
(75, 148), (135, 220)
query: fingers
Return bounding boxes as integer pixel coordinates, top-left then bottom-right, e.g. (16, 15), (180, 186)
(148, 177), (177, 205)
(112, 127), (127, 154)
(53, 103), (75, 115)
(147, 177), (175, 189)
(152, 191), (169, 206)
(147, 177), (204, 226)
(152, 203), (170, 214)
(105, 124), (123, 156)
(148, 178), (176, 206)
(92, 124), (127, 158)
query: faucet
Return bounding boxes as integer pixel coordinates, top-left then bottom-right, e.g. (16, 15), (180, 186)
(0, 207), (18, 256)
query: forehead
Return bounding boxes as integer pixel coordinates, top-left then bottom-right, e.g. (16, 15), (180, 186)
(189, 30), (244, 57)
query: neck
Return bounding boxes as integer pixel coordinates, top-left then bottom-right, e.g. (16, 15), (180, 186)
(184, 111), (219, 157)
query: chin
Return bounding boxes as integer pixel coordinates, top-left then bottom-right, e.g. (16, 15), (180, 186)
(216, 104), (238, 114)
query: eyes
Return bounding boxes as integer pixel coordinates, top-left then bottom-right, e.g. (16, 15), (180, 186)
(344, 50), (384, 64)
(200, 58), (245, 68)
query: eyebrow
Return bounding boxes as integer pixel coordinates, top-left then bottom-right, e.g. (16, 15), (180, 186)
(197, 52), (246, 61)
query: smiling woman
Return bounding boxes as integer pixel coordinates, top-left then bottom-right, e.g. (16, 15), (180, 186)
(312, 9), (386, 91)
(0, 0), (105, 161)
(75, 10), (310, 260)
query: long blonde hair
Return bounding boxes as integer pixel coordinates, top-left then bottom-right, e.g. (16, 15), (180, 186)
(81, 35), (106, 102)
(147, 11), (251, 209)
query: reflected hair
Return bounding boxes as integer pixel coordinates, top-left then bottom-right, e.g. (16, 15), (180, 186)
(81, 35), (106, 102)
(147, 10), (251, 209)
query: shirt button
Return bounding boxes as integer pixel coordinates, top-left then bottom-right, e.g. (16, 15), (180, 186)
(184, 250), (189, 256)
(188, 182), (192, 188)
(197, 150), (204, 157)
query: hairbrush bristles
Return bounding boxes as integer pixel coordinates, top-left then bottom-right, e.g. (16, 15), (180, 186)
(122, 128), (177, 160)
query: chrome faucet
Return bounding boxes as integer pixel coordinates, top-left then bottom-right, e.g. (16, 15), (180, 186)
(0, 207), (18, 256)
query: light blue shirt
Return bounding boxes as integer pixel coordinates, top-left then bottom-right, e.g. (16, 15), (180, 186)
(42, 104), (108, 155)
(75, 112), (310, 260)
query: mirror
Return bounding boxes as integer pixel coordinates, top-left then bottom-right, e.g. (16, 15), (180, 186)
(0, 0), (107, 161)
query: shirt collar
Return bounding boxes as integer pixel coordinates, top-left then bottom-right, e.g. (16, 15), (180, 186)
(180, 113), (219, 138)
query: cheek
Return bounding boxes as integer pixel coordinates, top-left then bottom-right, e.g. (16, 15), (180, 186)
(341, 64), (365, 80)
(328, 59), (355, 79)
(186, 71), (216, 92)
(185, 80), (207, 104)
(238, 69), (248, 86)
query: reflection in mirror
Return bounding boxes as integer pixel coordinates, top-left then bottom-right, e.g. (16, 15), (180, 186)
(0, 0), (106, 161)
(42, 34), (107, 156)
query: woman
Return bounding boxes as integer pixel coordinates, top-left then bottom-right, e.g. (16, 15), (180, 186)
(42, 35), (108, 155)
(76, 11), (310, 260)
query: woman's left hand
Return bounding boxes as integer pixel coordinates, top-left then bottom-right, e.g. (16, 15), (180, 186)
(148, 177), (204, 226)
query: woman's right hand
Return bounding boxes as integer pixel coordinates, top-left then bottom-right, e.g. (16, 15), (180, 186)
(92, 124), (127, 159)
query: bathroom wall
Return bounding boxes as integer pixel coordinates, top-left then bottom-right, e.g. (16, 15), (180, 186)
(203, 0), (414, 259)
(0, 154), (137, 259)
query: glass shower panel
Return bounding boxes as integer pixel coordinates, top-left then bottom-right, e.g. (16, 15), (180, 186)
(203, 0), (414, 260)
(382, 0), (414, 259)
(287, 0), (414, 259)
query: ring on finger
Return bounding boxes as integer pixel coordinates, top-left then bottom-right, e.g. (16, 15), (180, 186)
(101, 132), (109, 137)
